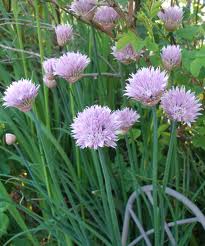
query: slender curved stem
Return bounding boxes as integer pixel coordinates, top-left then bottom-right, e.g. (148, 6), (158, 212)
(163, 121), (177, 188)
(152, 106), (159, 245)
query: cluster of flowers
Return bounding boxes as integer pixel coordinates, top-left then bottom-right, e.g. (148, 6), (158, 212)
(112, 5), (183, 65)
(71, 66), (202, 149)
(2, 5), (202, 149)
(43, 52), (90, 88)
(70, 0), (119, 31)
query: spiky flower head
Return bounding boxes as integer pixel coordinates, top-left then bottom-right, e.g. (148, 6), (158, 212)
(158, 6), (183, 32)
(3, 79), (39, 112)
(113, 108), (140, 134)
(111, 44), (140, 64)
(70, 0), (97, 20)
(5, 133), (16, 145)
(161, 45), (181, 71)
(71, 105), (120, 149)
(43, 58), (57, 79)
(125, 67), (168, 106)
(161, 87), (202, 126)
(94, 6), (119, 30)
(54, 52), (90, 83)
(55, 24), (73, 46)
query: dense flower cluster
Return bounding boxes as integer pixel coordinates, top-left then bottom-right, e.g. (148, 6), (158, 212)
(113, 108), (140, 134)
(55, 24), (73, 46)
(71, 105), (120, 149)
(94, 6), (119, 30)
(3, 79), (39, 112)
(158, 6), (183, 32)
(161, 87), (202, 126)
(161, 45), (181, 71)
(111, 44), (140, 64)
(70, 0), (97, 20)
(43, 58), (57, 88)
(125, 67), (168, 106)
(43, 58), (57, 79)
(54, 52), (90, 83)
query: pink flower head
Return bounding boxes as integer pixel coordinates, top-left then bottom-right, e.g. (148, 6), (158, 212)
(55, 24), (73, 46)
(125, 67), (168, 106)
(3, 79), (39, 112)
(54, 52), (90, 83)
(71, 105), (120, 149)
(113, 108), (140, 134)
(111, 44), (140, 64)
(158, 6), (183, 32)
(161, 87), (202, 126)
(94, 6), (119, 30)
(43, 58), (57, 79)
(70, 0), (97, 20)
(161, 45), (181, 71)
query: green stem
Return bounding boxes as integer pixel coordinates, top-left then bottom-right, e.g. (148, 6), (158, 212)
(69, 85), (81, 179)
(34, 0), (50, 130)
(98, 149), (121, 246)
(12, 1), (28, 77)
(152, 106), (159, 245)
(163, 121), (177, 187)
(31, 111), (52, 202)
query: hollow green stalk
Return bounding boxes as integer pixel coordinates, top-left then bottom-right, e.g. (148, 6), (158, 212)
(152, 106), (159, 245)
(30, 111), (52, 203)
(69, 85), (81, 180)
(12, 1), (28, 77)
(34, 0), (50, 130)
(98, 149), (121, 246)
(163, 121), (177, 188)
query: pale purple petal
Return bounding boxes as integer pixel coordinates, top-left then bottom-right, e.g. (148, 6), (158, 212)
(94, 6), (119, 24)
(54, 52), (90, 83)
(55, 24), (73, 46)
(71, 105), (120, 149)
(3, 79), (39, 112)
(70, 0), (97, 19)
(43, 58), (57, 79)
(111, 44), (140, 64)
(158, 6), (183, 31)
(161, 86), (202, 125)
(113, 107), (140, 133)
(161, 45), (181, 71)
(125, 67), (168, 106)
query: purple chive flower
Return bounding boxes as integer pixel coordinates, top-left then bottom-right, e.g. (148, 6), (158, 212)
(71, 105), (120, 149)
(54, 52), (90, 83)
(111, 44), (140, 64)
(158, 6), (183, 32)
(70, 0), (97, 20)
(161, 87), (202, 126)
(55, 24), (73, 46)
(94, 6), (119, 30)
(43, 58), (57, 79)
(113, 108), (140, 134)
(125, 67), (168, 106)
(161, 45), (181, 71)
(3, 79), (39, 112)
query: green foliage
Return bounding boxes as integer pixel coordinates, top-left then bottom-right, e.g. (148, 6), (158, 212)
(0, 213), (9, 237)
(176, 25), (205, 41)
(116, 31), (144, 51)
